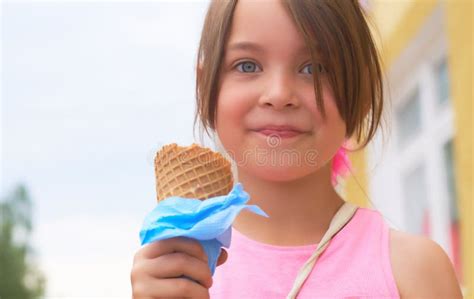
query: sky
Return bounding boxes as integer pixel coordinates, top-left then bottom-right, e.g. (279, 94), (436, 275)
(2, 1), (213, 297)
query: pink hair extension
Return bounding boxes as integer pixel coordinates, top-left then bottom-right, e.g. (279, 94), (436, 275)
(331, 145), (352, 186)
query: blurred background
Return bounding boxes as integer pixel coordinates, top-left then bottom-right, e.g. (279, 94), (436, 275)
(346, 1), (472, 297)
(2, 0), (212, 297)
(1, 0), (472, 298)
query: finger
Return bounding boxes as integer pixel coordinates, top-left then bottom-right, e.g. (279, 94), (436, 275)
(141, 277), (210, 299)
(141, 252), (213, 288)
(217, 249), (228, 266)
(140, 237), (208, 263)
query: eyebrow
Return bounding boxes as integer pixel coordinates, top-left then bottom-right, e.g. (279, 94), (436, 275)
(227, 41), (266, 53)
(227, 41), (313, 55)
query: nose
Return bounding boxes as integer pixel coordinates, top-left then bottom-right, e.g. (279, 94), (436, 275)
(258, 71), (300, 110)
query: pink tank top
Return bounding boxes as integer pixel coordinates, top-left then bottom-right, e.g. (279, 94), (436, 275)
(210, 207), (400, 298)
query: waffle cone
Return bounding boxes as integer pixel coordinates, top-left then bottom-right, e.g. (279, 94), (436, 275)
(154, 143), (234, 201)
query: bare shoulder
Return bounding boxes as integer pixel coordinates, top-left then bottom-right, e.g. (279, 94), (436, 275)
(389, 228), (463, 299)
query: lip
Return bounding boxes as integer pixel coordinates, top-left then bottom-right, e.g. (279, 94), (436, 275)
(255, 125), (305, 132)
(252, 125), (307, 139)
(256, 129), (302, 138)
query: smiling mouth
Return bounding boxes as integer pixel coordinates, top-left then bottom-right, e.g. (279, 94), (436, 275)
(254, 129), (304, 138)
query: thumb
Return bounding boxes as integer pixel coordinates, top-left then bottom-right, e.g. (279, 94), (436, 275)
(216, 248), (228, 266)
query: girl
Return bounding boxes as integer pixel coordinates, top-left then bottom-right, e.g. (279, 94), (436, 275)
(131, 0), (462, 298)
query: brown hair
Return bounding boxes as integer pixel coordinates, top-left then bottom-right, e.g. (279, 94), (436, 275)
(194, 0), (385, 150)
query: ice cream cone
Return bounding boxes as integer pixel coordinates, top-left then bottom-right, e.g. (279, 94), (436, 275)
(154, 143), (234, 201)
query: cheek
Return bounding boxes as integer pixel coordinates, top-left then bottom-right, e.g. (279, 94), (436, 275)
(325, 89), (346, 138)
(308, 86), (346, 165)
(305, 80), (346, 133)
(215, 80), (252, 160)
(215, 81), (247, 132)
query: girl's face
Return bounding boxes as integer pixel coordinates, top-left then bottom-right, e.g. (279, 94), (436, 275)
(215, 0), (346, 182)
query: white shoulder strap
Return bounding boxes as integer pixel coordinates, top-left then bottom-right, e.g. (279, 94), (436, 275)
(286, 201), (359, 299)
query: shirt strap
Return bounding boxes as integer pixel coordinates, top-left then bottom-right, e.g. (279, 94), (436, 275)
(286, 201), (359, 299)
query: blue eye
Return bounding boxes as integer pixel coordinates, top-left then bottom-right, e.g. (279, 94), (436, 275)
(234, 61), (326, 74)
(302, 63), (326, 75)
(236, 61), (261, 73)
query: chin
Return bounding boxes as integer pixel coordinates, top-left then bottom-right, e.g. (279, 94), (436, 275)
(244, 163), (318, 182)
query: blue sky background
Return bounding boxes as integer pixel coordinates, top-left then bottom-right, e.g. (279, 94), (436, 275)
(2, 1), (212, 296)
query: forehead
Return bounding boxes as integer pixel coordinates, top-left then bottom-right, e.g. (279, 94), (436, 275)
(225, 0), (311, 56)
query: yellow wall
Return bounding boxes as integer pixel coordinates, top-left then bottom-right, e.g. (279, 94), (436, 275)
(345, 149), (370, 208)
(345, 1), (441, 209)
(346, 0), (474, 297)
(370, 0), (439, 67)
(445, 1), (473, 297)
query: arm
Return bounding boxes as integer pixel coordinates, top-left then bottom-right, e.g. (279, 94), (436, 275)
(390, 229), (463, 299)
(413, 237), (463, 298)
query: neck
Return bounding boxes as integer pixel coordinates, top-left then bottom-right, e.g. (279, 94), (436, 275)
(233, 163), (345, 246)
